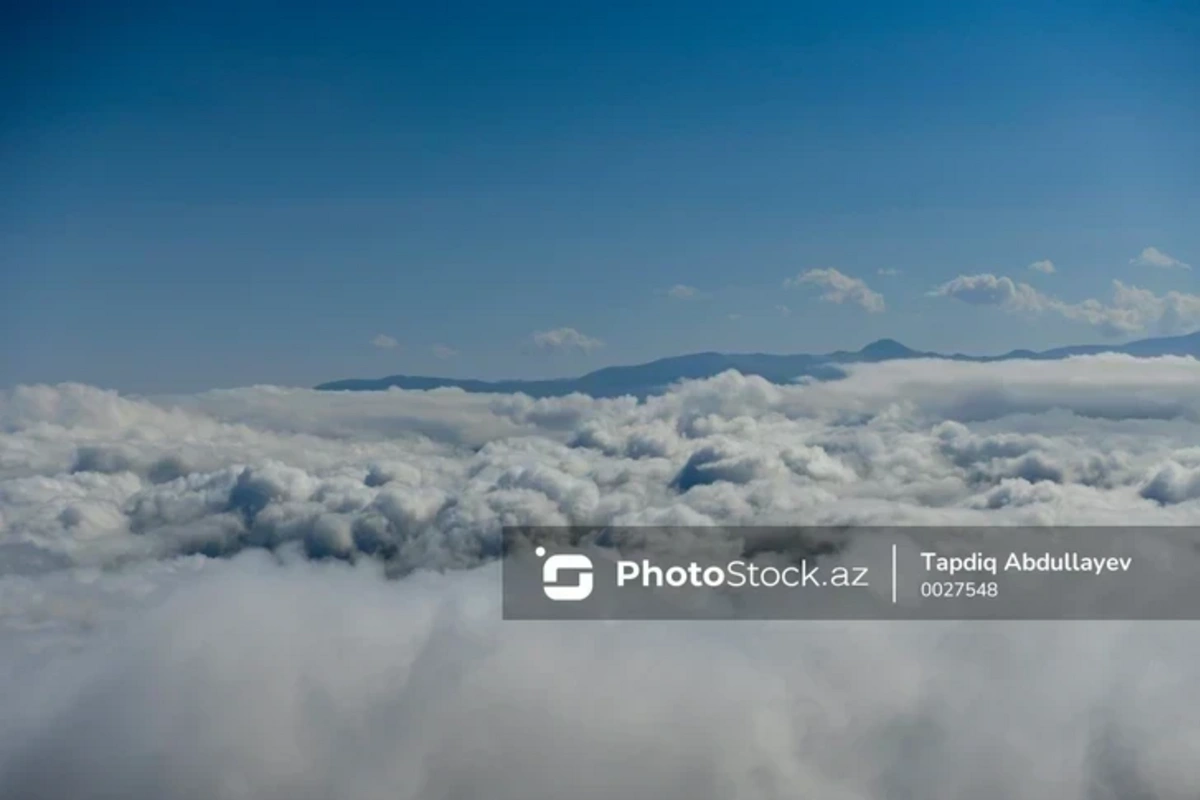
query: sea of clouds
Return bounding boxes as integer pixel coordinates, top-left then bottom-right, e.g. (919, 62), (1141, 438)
(3, 355), (1200, 798)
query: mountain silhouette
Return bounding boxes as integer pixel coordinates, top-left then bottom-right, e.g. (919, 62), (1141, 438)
(316, 331), (1200, 398)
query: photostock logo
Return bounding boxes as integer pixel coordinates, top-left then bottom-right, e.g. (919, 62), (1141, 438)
(536, 546), (594, 601)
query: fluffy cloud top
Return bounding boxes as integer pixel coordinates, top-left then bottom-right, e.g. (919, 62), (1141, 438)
(5, 358), (1200, 797)
(785, 269), (885, 313)
(1131, 246), (1191, 271)
(531, 327), (604, 352)
(666, 284), (699, 299)
(931, 274), (1047, 310)
(1028, 259), (1056, 274)
(9, 357), (1200, 577)
(932, 274), (1200, 337)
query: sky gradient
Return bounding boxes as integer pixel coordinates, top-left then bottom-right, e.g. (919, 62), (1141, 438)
(3, 1), (1198, 392)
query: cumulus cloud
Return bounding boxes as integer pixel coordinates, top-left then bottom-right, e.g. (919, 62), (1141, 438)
(666, 284), (699, 300)
(5, 358), (1200, 796)
(431, 344), (458, 359)
(371, 334), (399, 349)
(931, 274), (1047, 310)
(932, 274), (1200, 337)
(785, 269), (885, 313)
(1028, 259), (1056, 274)
(1132, 247), (1191, 271)
(531, 327), (604, 353)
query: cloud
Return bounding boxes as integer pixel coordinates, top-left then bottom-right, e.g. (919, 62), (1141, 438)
(931, 274), (1200, 337)
(877, 268), (901, 276)
(1131, 247), (1191, 271)
(930, 274), (1050, 310)
(1028, 260), (1056, 274)
(11, 552), (1200, 800)
(432, 344), (458, 359)
(370, 334), (399, 349)
(776, 304), (791, 316)
(785, 269), (885, 313)
(666, 284), (699, 300)
(531, 327), (604, 353)
(11, 357), (1200, 575)
(6, 361), (1200, 797)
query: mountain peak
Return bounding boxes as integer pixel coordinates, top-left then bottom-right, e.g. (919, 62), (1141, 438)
(857, 338), (916, 359)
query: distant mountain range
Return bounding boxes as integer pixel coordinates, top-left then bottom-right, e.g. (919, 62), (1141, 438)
(316, 330), (1200, 398)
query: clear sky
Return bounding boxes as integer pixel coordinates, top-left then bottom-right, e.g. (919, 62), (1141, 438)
(3, 1), (1198, 392)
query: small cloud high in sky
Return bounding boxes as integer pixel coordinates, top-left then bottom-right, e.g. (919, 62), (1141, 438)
(932, 274), (1047, 309)
(1131, 247), (1191, 270)
(666, 284), (699, 299)
(370, 334), (399, 349)
(785, 269), (886, 313)
(531, 327), (605, 352)
(1028, 259), (1056, 274)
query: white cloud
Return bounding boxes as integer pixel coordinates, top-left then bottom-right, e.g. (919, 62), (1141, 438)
(531, 327), (604, 353)
(785, 269), (885, 313)
(1028, 259), (1056, 274)
(930, 274), (1051, 311)
(932, 274), (1200, 337)
(370, 334), (399, 350)
(5, 359), (1200, 577)
(666, 284), (699, 300)
(432, 344), (458, 359)
(5, 361), (1200, 797)
(1131, 246), (1191, 271)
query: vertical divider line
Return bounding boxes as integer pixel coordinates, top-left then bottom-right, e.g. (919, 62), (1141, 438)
(891, 543), (897, 605)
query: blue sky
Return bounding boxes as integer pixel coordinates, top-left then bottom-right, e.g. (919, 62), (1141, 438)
(3, 1), (1198, 392)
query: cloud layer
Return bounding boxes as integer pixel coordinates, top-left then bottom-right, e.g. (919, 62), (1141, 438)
(4, 357), (1200, 797)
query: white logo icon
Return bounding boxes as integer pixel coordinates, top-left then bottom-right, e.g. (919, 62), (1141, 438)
(536, 546), (594, 601)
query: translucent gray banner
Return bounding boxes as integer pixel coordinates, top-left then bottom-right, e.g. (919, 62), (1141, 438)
(501, 526), (1200, 620)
